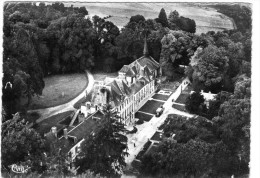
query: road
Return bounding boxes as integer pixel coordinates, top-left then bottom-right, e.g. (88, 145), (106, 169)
(28, 71), (94, 124)
(122, 77), (194, 177)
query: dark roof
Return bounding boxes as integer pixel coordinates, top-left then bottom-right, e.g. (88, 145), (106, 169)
(115, 80), (132, 97)
(142, 66), (152, 81)
(119, 65), (129, 73)
(132, 66), (137, 74)
(107, 81), (124, 106)
(54, 110), (106, 154)
(131, 80), (145, 94)
(67, 114), (105, 142)
(122, 81), (132, 95)
(137, 56), (159, 71)
(139, 77), (149, 84)
(125, 68), (135, 77)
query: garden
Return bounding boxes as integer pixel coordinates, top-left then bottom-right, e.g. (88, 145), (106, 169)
(135, 112), (153, 122)
(138, 100), (164, 115)
(152, 93), (171, 101)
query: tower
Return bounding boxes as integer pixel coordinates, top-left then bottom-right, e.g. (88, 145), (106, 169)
(143, 35), (149, 57)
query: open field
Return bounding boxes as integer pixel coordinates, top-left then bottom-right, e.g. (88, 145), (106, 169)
(29, 73), (88, 110)
(69, 2), (234, 34)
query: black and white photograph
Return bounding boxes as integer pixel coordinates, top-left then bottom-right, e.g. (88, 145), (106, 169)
(1, 0), (259, 177)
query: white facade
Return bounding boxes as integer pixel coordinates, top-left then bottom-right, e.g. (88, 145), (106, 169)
(116, 79), (156, 125)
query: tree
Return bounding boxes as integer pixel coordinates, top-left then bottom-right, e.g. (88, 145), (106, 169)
(129, 14), (145, 24)
(185, 91), (206, 115)
(175, 16), (196, 33)
(78, 6), (88, 15)
(75, 105), (128, 177)
(159, 30), (196, 79)
(189, 45), (229, 92)
(207, 91), (232, 119)
(140, 139), (214, 177)
(156, 8), (168, 27)
(168, 10), (180, 30)
(1, 113), (46, 172)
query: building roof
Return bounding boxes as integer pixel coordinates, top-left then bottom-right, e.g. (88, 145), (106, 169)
(132, 66), (138, 75)
(57, 110), (107, 153)
(125, 68), (136, 77)
(137, 56), (159, 71)
(130, 80), (145, 94)
(119, 65), (129, 73)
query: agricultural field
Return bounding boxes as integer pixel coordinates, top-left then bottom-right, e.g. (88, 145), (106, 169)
(29, 73), (88, 110)
(70, 2), (234, 34)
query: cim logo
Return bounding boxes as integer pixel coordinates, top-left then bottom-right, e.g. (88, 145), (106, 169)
(10, 164), (30, 174)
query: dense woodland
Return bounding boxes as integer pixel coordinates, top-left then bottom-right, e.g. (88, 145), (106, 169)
(2, 2), (251, 178)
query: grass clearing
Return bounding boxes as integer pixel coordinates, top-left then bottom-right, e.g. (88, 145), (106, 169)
(135, 112), (153, 122)
(175, 93), (190, 104)
(138, 100), (164, 115)
(34, 111), (75, 135)
(29, 73), (88, 110)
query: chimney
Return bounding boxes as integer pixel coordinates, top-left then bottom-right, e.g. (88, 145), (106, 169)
(51, 126), (57, 137)
(78, 113), (85, 123)
(100, 87), (108, 105)
(86, 102), (91, 109)
(64, 128), (68, 139)
(143, 35), (149, 57)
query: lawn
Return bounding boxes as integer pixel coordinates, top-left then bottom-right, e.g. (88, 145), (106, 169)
(172, 103), (187, 112)
(135, 112), (153, 122)
(34, 111), (75, 135)
(175, 93), (190, 104)
(152, 93), (171, 101)
(29, 73), (88, 110)
(138, 100), (164, 115)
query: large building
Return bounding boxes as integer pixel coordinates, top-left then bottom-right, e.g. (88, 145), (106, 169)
(84, 38), (161, 125)
(44, 39), (161, 170)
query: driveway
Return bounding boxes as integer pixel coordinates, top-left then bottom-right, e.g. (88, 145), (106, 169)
(123, 77), (193, 172)
(28, 71), (94, 124)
